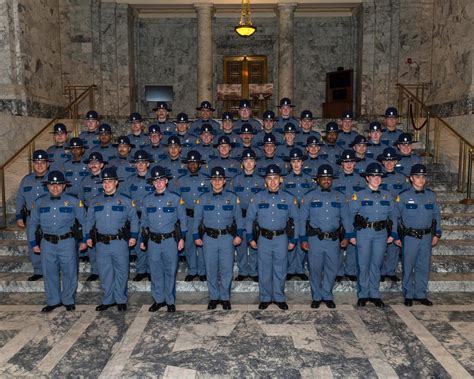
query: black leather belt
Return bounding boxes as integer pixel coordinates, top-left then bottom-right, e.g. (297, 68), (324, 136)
(205, 227), (230, 239)
(43, 232), (73, 244)
(307, 225), (339, 240)
(260, 227), (285, 240)
(149, 231), (174, 243)
(96, 232), (123, 244)
(363, 220), (388, 230)
(186, 208), (194, 217)
(405, 227), (432, 239)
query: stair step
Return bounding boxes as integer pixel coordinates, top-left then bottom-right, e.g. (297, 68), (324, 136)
(439, 202), (474, 213)
(435, 191), (469, 201)
(0, 272), (471, 293)
(431, 255), (474, 273)
(440, 226), (474, 240)
(433, 240), (474, 256)
(441, 213), (474, 226)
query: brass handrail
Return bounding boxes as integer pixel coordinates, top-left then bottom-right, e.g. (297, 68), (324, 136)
(0, 85), (97, 228)
(397, 83), (474, 204)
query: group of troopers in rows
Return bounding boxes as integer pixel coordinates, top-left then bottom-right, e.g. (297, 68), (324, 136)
(16, 97), (441, 313)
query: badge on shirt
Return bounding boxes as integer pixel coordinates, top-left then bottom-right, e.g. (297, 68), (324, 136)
(167, 201), (172, 206)
(64, 201), (69, 206)
(352, 193), (357, 201)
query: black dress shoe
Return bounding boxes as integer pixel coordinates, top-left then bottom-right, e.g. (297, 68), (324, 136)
(207, 300), (218, 310)
(28, 274), (43, 281)
(311, 300), (321, 309)
(275, 302), (289, 310)
(86, 274), (99, 282)
(133, 273), (148, 282)
(41, 303), (62, 312)
(346, 275), (357, 282)
(167, 304), (176, 313)
(335, 275), (343, 282)
(199, 275), (207, 282)
(147, 273), (151, 281)
(414, 298), (433, 306)
(357, 298), (368, 307)
(235, 275), (246, 281)
(404, 298), (413, 307)
(64, 304), (75, 311)
(371, 298), (385, 308)
(184, 275), (196, 282)
(258, 302), (271, 310)
(117, 304), (127, 311)
(251, 275), (259, 282)
(286, 274), (294, 281)
(129, 255), (137, 262)
(297, 273), (309, 281)
(221, 301), (231, 310)
(323, 300), (336, 309)
(387, 275), (400, 283)
(179, 255), (186, 263)
(149, 302), (166, 312)
(380, 275), (386, 282)
(95, 303), (116, 312)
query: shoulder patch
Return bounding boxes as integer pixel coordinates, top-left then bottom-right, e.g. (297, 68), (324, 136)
(395, 195), (400, 203)
(301, 197), (304, 205)
(180, 197), (185, 205)
(196, 198), (200, 205)
(131, 200), (136, 207)
(352, 193), (358, 201)
(236, 196), (240, 204)
(293, 197), (298, 206)
(79, 200), (84, 208)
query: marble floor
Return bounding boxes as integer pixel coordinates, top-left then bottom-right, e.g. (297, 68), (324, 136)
(0, 292), (472, 378)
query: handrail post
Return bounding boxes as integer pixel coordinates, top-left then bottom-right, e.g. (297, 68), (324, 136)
(460, 149), (474, 204)
(458, 141), (466, 192)
(1, 168), (6, 229)
(89, 86), (95, 110)
(420, 111), (432, 157)
(433, 119), (441, 164)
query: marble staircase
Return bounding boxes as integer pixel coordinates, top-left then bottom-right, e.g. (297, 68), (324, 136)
(0, 159), (472, 295)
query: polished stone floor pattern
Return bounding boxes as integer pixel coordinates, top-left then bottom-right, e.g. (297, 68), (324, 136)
(0, 293), (472, 378)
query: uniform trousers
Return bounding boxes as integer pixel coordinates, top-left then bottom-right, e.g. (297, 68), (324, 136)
(382, 243), (400, 276)
(258, 234), (288, 302)
(185, 215), (206, 276)
(402, 234), (432, 299)
(148, 238), (178, 304)
(27, 218), (43, 275)
(235, 232), (258, 277)
(308, 237), (340, 301)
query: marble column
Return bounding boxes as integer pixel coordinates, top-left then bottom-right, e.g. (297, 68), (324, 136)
(195, 3), (214, 104)
(277, 3), (296, 102)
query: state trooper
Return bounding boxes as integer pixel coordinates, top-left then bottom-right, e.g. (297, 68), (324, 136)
(90, 123), (116, 162)
(233, 123), (262, 159)
(219, 112), (240, 144)
(246, 164), (300, 310)
(140, 165), (187, 313)
(300, 165), (351, 309)
(28, 171), (86, 312)
(336, 110), (360, 149)
(194, 167), (243, 310)
(303, 136), (333, 177)
(190, 101), (220, 131)
(381, 106), (404, 146)
(143, 124), (167, 163)
(394, 132), (422, 176)
(283, 147), (314, 281)
(231, 148), (264, 281)
(153, 101), (176, 136)
(276, 123), (299, 158)
(160, 136), (187, 179)
(209, 135), (240, 178)
(176, 150), (210, 281)
(366, 121), (385, 159)
(378, 147), (410, 282)
(333, 149), (365, 281)
(320, 122), (343, 165)
(79, 110), (101, 152)
(127, 112), (148, 149)
(174, 113), (196, 153)
(256, 133), (286, 176)
(85, 167), (139, 312)
(194, 124), (218, 162)
(295, 110), (321, 148)
(350, 135), (376, 174)
(47, 123), (71, 171)
(260, 110), (283, 144)
(234, 99), (262, 132)
(397, 164), (441, 307)
(63, 138), (89, 198)
(275, 97), (298, 129)
(123, 150), (155, 280)
(16, 149), (51, 281)
(347, 162), (401, 308)
(109, 136), (136, 179)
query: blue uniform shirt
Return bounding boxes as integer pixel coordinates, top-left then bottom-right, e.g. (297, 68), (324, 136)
(175, 172), (210, 210)
(395, 154), (422, 176)
(231, 172), (265, 211)
(141, 190), (187, 235)
(79, 130), (100, 151)
(337, 130), (360, 148)
(381, 171), (410, 197)
(63, 159), (89, 197)
(80, 174), (104, 206)
(381, 128), (403, 146)
(47, 145), (70, 171)
(15, 172), (50, 220)
(122, 174), (155, 212)
(108, 156), (136, 179)
(333, 173), (365, 195)
(89, 145), (116, 162)
(283, 172), (315, 203)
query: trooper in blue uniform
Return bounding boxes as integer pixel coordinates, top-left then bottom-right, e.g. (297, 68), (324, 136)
(348, 162), (401, 308)
(47, 123), (71, 171)
(109, 136), (136, 179)
(276, 123), (299, 158)
(16, 149), (51, 281)
(283, 147), (314, 280)
(194, 124), (218, 162)
(79, 110), (101, 152)
(90, 123), (116, 162)
(275, 98), (298, 129)
(381, 107), (404, 146)
(366, 121), (386, 159)
(194, 167), (243, 310)
(160, 136), (187, 179)
(219, 112), (240, 143)
(303, 136), (333, 177)
(333, 150), (364, 282)
(153, 102), (176, 137)
(63, 138), (89, 198)
(234, 99), (262, 132)
(190, 101), (220, 131)
(208, 135), (240, 178)
(397, 164), (441, 307)
(337, 110), (360, 149)
(320, 122), (343, 165)
(350, 135), (376, 174)
(394, 133), (422, 176)
(85, 167), (139, 311)
(256, 133), (286, 176)
(378, 147), (410, 282)
(174, 113), (196, 154)
(127, 112), (148, 149)
(176, 150), (210, 281)
(143, 124), (167, 163)
(140, 165), (187, 313)
(246, 164), (300, 310)
(300, 165), (351, 309)
(28, 171), (86, 312)
(259, 110), (284, 144)
(123, 150), (155, 280)
(233, 123), (262, 160)
(296, 110), (321, 148)
(231, 149), (264, 281)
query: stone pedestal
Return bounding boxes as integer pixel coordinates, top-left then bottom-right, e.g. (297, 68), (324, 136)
(195, 3), (214, 104)
(277, 3), (296, 102)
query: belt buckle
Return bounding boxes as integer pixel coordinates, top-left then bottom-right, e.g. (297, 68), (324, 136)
(52, 235), (59, 244)
(323, 232), (330, 240)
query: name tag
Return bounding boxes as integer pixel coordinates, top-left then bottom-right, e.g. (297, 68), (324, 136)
(425, 204), (434, 209)
(394, 184), (402, 189)
(59, 207), (73, 213)
(259, 203), (269, 209)
(311, 201), (322, 208)
(40, 207), (50, 213)
(65, 172), (73, 177)
(222, 205), (233, 211)
(130, 185), (138, 191)
(405, 204), (418, 209)
(111, 205), (124, 212)
(380, 200), (390, 206)
(204, 205), (215, 211)
(251, 188), (260, 193)
(286, 183), (296, 189)
(301, 183), (311, 188)
(277, 204), (288, 210)
(163, 207), (175, 213)
(362, 201), (373, 206)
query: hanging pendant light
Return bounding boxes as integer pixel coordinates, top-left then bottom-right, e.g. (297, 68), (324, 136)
(235, 0), (256, 37)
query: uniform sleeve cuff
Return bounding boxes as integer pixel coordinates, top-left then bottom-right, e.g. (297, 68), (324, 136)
(16, 214), (22, 221)
(290, 238), (298, 244)
(85, 233), (90, 240)
(346, 232), (356, 239)
(436, 230), (442, 237)
(182, 231), (187, 238)
(237, 228), (244, 237)
(29, 241), (37, 248)
(299, 235), (308, 242)
(130, 232), (138, 239)
(391, 232), (400, 240)
(193, 233), (200, 240)
(246, 233), (253, 241)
